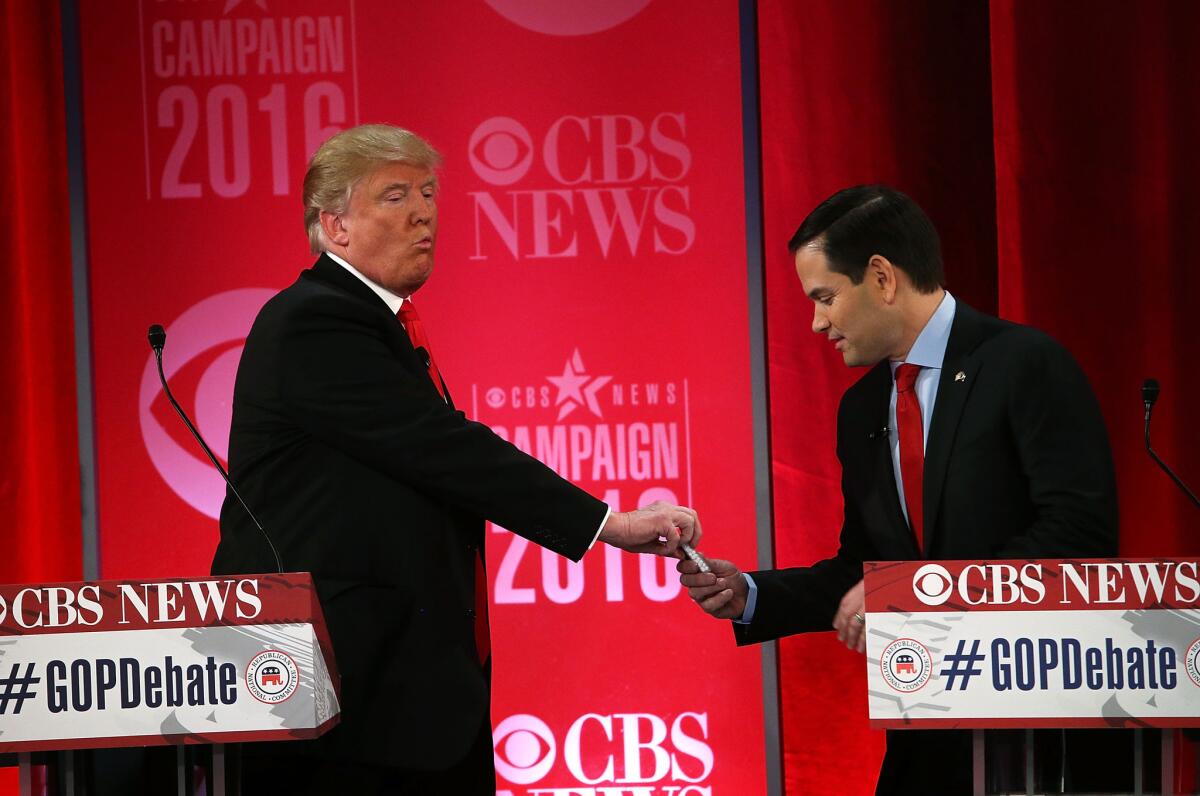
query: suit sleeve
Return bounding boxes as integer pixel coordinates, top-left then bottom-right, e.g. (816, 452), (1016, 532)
(994, 333), (1118, 558)
(732, 393), (868, 646)
(276, 297), (607, 561)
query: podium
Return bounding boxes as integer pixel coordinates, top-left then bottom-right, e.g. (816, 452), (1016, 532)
(0, 572), (340, 795)
(864, 557), (1200, 794)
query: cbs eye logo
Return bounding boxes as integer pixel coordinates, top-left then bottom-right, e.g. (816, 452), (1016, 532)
(911, 564), (955, 606)
(492, 714), (556, 785)
(468, 118), (534, 186)
(139, 289), (274, 519)
(482, 0), (651, 36)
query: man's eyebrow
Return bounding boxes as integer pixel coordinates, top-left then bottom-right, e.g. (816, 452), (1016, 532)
(378, 181), (412, 195)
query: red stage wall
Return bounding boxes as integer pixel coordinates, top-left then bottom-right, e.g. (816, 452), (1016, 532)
(5, 2), (1197, 794)
(0, 0), (82, 586)
(76, 1), (765, 793)
(760, 1), (1199, 792)
(989, 0), (1200, 558)
(1, 1), (82, 792)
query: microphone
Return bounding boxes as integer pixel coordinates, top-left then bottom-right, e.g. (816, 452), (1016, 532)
(1141, 377), (1199, 510)
(1142, 378), (1160, 423)
(148, 324), (166, 353)
(414, 345), (431, 369)
(146, 324), (283, 572)
(868, 426), (891, 440)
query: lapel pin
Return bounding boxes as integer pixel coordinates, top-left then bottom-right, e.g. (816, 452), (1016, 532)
(955, 371), (966, 383)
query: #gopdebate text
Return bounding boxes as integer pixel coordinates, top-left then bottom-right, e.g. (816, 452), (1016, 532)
(45, 656), (237, 713)
(990, 638), (1176, 692)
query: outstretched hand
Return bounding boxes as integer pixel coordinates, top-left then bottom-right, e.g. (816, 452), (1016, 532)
(598, 500), (701, 558)
(677, 556), (748, 620)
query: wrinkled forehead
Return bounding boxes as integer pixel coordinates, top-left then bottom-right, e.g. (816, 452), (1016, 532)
(355, 160), (439, 198)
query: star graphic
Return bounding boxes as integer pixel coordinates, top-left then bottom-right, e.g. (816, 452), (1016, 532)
(547, 349), (611, 421)
(547, 357), (589, 410)
(580, 374), (612, 417)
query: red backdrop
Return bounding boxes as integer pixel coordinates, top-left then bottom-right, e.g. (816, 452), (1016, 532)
(759, 0), (1199, 792)
(0, 0), (81, 585)
(990, 0), (1200, 557)
(4, 1), (1199, 794)
(1, 1), (81, 791)
(73, 1), (765, 793)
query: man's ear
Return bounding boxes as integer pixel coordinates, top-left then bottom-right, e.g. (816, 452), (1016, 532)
(319, 210), (350, 247)
(867, 254), (899, 303)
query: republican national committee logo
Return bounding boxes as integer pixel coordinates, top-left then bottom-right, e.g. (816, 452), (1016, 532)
(1186, 637), (1200, 688)
(880, 638), (933, 693)
(246, 649), (299, 704)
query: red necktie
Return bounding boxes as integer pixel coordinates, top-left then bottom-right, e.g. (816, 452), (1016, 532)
(895, 364), (925, 553)
(396, 300), (490, 665)
(396, 299), (445, 400)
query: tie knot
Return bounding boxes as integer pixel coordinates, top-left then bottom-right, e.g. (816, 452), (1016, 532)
(895, 363), (921, 392)
(397, 299), (418, 323)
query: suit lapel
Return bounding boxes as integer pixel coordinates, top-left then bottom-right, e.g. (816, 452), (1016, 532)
(859, 363), (920, 558)
(874, 430), (919, 558)
(306, 255), (456, 407)
(307, 255), (414, 359)
(922, 303), (986, 551)
(308, 255), (397, 318)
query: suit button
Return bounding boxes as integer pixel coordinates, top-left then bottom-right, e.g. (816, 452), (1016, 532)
(466, 608), (476, 618)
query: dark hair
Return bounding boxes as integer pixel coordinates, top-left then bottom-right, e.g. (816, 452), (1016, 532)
(787, 185), (944, 293)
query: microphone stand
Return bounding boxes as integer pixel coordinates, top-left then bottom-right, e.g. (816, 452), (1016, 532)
(148, 324), (283, 572)
(1142, 379), (1200, 510)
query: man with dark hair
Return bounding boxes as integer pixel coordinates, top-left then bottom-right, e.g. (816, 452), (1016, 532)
(787, 184), (944, 293)
(679, 185), (1118, 794)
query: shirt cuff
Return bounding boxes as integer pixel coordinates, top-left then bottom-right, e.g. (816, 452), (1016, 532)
(586, 506), (611, 551)
(732, 572), (758, 624)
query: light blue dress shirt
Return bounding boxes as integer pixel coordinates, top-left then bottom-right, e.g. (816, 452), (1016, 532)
(736, 292), (957, 624)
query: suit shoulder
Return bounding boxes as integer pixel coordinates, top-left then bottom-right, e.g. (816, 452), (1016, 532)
(964, 313), (1098, 404)
(973, 315), (1077, 366)
(248, 270), (385, 339)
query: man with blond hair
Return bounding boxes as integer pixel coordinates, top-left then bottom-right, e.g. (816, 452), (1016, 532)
(212, 124), (701, 794)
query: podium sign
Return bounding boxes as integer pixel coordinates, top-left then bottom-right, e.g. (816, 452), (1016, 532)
(864, 558), (1200, 728)
(0, 573), (339, 752)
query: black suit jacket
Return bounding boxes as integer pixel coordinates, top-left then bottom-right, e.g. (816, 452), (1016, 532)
(212, 255), (607, 770)
(734, 302), (1118, 793)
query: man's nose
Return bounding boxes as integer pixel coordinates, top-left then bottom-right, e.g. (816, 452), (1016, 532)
(812, 306), (829, 334)
(411, 197), (434, 224)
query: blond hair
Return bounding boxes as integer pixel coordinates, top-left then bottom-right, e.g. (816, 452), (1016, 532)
(303, 124), (442, 253)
